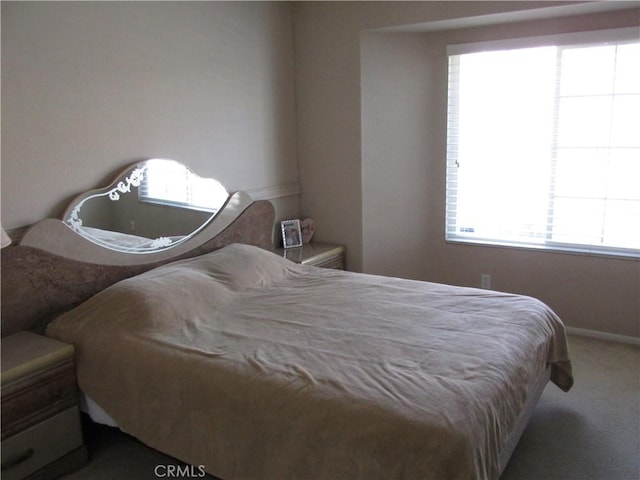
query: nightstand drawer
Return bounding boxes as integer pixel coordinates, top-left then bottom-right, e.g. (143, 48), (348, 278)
(314, 253), (345, 270)
(1, 406), (84, 480)
(1, 360), (78, 440)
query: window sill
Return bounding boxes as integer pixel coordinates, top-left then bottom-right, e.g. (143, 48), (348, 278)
(445, 237), (640, 261)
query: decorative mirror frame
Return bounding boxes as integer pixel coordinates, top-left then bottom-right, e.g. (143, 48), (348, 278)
(20, 192), (255, 266)
(61, 159), (231, 254)
(19, 160), (257, 266)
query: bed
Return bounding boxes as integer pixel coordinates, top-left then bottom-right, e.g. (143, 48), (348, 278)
(1, 192), (573, 480)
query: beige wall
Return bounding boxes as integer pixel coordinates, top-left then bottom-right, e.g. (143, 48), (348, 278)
(296, 1), (639, 337)
(1, 1), (299, 228)
(361, 32), (436, 280)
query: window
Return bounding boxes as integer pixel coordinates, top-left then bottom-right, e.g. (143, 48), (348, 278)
(445, 29), (640, 257)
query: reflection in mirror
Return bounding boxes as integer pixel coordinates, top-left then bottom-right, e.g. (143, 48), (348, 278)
(63, 159), (230, 253)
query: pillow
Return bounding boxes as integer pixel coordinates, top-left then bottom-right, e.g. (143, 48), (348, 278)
(45, 244), (295, 340)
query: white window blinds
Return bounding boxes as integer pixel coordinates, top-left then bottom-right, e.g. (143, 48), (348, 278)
(139, 159), (226, 213)
(445, 28), (640, 257)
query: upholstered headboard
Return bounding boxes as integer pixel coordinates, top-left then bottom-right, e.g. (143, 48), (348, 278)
(1, 200), (275, 337)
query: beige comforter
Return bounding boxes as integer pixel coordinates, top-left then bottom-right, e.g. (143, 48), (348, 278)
(46, 243), (573, 480)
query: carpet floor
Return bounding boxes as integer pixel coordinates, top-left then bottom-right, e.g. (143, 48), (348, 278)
(63, 334), (639, 480)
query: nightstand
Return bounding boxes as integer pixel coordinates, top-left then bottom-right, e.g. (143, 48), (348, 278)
(275, 242), (346, 270)
(1, 331), (88, 480)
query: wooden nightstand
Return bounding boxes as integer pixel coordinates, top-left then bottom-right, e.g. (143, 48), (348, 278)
(275, 242), (346, 270)
(1, 331), (88, 480)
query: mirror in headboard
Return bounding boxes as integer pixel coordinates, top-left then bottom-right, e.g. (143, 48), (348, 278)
(63, 159), (230, 253)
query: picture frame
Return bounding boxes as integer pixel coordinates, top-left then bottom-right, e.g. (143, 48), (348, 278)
(281, 219), (303, 249)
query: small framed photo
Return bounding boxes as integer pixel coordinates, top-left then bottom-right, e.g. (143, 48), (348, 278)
(281, 219), (302, 249)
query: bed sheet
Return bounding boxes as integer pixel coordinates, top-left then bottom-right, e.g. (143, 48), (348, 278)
(46, 243), (573, 480)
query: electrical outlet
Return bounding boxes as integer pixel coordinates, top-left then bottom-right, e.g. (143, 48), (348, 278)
(480, 274), (491, 289)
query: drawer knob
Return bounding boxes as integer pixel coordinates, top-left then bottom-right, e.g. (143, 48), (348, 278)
(1, 448), (35, 470)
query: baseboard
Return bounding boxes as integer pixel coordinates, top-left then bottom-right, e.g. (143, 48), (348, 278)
(566, 326), (640, 347)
